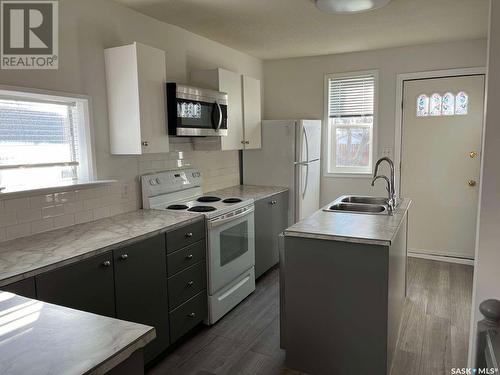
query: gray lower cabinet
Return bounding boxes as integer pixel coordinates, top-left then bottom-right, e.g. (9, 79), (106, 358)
(113, 234), (169, 364)
(36, 252), (116, 317)
(2, 277), (36, 299)
(254, 191), (289, 278)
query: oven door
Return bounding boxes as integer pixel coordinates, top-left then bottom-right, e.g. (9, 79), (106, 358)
(175, 98), (228, 136)
(208, 206), (255, 294)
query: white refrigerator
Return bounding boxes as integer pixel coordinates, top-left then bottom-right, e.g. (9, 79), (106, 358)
(243, 119), (321, 224)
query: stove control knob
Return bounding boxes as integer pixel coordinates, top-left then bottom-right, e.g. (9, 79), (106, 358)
(149, 179), (156, 186)
(156, 178), (162, 185)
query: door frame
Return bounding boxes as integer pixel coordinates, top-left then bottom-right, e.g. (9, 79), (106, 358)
(394, 67), (486, 196)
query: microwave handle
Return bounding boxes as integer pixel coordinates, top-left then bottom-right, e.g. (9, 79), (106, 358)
(212, 101), (222, 131)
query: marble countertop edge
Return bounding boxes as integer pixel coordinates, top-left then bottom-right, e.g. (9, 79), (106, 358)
(86, 326), (156, 375)
(0, 211), (204, 287)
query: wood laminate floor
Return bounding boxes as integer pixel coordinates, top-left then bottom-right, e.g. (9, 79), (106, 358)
(147, 258), (473, 375)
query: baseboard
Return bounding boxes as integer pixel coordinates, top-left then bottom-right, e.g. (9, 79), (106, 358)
(408, 251), (475, 266)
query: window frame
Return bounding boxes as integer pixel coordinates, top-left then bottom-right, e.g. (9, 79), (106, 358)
(323, 70), (379, 178)
(0, 85), (96, 189)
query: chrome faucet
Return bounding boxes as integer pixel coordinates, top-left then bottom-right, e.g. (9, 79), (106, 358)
(372, 157), (397, 212)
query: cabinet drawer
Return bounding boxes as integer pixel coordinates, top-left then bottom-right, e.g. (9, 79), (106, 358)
(166, 220), (205, 253)
(167, 240), (206, 276)
(168, 261), (206, 309)
(169, 290), (207, 343)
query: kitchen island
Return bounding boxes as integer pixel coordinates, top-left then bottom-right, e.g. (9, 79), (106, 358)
(281, 198), (411, 375)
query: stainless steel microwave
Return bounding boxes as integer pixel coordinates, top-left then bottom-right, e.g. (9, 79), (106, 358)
(166, 83), (228, 137)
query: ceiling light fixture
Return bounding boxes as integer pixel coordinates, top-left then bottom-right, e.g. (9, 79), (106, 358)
(314, 0), (392, 14)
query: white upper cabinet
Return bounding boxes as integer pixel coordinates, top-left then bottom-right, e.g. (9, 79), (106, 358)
(242, 75), (262, 149)
(191, 68), (261, 150)
(105, 42), (169, 155)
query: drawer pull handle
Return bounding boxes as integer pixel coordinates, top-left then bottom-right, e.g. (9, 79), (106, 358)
(102, 260), (111, 267)
(120, 254), (128, 260)
(185, 232), (193, 238)
(186, 254), (194, 260)
(188, 312), (196, 318)
(187, 280), (195, 287)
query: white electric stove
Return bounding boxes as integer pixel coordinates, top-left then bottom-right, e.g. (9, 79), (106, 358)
(141, 168), (256, 324)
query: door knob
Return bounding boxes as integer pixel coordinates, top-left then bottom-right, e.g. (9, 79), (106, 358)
(468, 180), (477, 187)
(469, 151), (479, 159)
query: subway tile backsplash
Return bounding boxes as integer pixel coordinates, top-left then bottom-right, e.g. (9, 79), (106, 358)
(0, 148), (240, 242)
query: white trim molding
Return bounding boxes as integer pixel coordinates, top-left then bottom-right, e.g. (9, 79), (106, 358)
(393, 67), (486, 195)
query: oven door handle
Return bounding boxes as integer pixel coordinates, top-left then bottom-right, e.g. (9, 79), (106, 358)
(209, 206), (254, 229)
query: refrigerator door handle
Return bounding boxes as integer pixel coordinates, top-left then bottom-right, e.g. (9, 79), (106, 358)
(302, 163), (309, 199)
(302, 126), (310, 163)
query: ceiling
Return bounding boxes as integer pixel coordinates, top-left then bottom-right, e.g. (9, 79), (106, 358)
(114, 0), (489, 60)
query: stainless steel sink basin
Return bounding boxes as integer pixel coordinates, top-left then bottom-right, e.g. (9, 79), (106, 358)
(323, 195), (394, 215)
(341, 196), (388, 205)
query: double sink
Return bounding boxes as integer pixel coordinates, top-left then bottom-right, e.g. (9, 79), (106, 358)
(323, 195), (396, 215)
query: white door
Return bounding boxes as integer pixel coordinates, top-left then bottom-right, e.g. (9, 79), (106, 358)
(401, 75), (485, 259)
(242, 75), (262, 149)
(300, 120), (322, 161)
(297, 160), (320, 221)
(219, 69), (244, 151)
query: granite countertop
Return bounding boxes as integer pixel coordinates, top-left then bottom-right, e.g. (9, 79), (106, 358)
(285, 198), (411, 246)
(0, 209), (203, 287)
(0, 292), (155, 375)
(207, 184), (289, 201)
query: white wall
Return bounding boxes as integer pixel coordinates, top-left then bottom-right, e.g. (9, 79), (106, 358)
(263, 40), (487, 204)
(0, 0), (262, 241)
(469, 0), (500, 366)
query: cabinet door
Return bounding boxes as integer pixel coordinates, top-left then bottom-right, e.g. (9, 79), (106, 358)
(114, 234), (169, 363)
(254, 192), (287, 278)
(136, 42), (169, 154)
(242, 75), (262, 150)
(36, 252), (115, 317)
(2, 277), (36, 299)
(219, 68), (244, 151)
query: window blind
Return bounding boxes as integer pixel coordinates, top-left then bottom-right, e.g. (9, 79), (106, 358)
(329, 75), (375, 118)
(0, 98), (80, 168)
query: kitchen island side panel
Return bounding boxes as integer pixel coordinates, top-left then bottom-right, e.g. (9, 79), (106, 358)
(387, 215), (408, 370)
(283, 236), (389, 375)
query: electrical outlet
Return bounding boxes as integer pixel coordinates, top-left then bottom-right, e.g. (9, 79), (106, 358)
(382, 147), (393, 158)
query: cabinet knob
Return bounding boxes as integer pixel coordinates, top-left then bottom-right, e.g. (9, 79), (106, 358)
(245, 141), (250, 144)
(142, 141), (149, 147)
(186, 254), (194, 260)
(185, 232), (193, 238)
(102, 260), (111, 267)
(241, 140), (246, 144)
(120, 254), (128, 260)
(187, 280), (194, 287)
(188, 312), (196, 318)
(269, 200), (277, 205)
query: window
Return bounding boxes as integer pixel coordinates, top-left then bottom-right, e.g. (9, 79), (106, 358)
(325, 71), (377, 175)
(415, 91), (469, 117)
(416, 94), (429, 117)
(0, 88), (93, 191)
(455, 91), (469, 115)
(429, 93), (442, 116)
